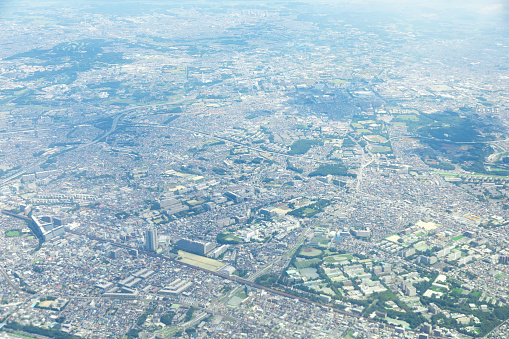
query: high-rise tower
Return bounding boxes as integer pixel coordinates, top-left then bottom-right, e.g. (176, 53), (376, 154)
(145, 228), (158, 252)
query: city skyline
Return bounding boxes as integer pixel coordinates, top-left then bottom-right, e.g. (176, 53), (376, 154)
(0, 1), (508, 338)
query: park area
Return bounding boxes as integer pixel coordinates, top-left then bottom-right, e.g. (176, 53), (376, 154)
(5, 229), (21, 237)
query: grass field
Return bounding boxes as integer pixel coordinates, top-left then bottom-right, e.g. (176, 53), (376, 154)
(5, 230), (21, 237)
(177, 251), (225, 272)
(217, 232), (243, 244)
(294, 258), (321, 269)
(312, 237), (329, 245)
(158, 326), (180, 337)
(187, 199), (204, 206)
(368, 145), (392, 153)
(299, 267), (319, 280)
(323, 254), (354, 263)
(224, 235), (241, 242)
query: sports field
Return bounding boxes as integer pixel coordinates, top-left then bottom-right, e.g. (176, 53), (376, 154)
(38, 300), (54, 308)
(323, 254), (354, 263)
(298, 247), (322, 258)
(367, 145), (392, 153)
(415, 221), (438, 230)
(364, 135), (388, 143)
(386, 234), (401, 243)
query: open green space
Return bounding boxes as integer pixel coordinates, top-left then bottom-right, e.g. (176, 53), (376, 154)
(299, 267), (319, 280)
(309, 163), (354, 177)
(187, 199), (204, 206)
(217, 231), (242, 244)
(288, 139), (323, 155)
(255, 273), (278, 287)
(287, 199), (331, 218)
(158, 326), (180, 337)
(406, 110), (500, 175)
(5, 229), (21, 237)
(365, 135), (388, 143)
(5, 39), (132, 89)
(298, 247), (323, 258)
(368, 145), (392, 153)
(312, 237), (329, 245)
(323, 254), (354, 263)
(294, 258), (321, 269)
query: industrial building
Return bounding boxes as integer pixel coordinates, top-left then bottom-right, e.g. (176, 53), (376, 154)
(31, 215), (66, 242)
(176, 238), (214, 255)
(159, 278), (193, 295)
